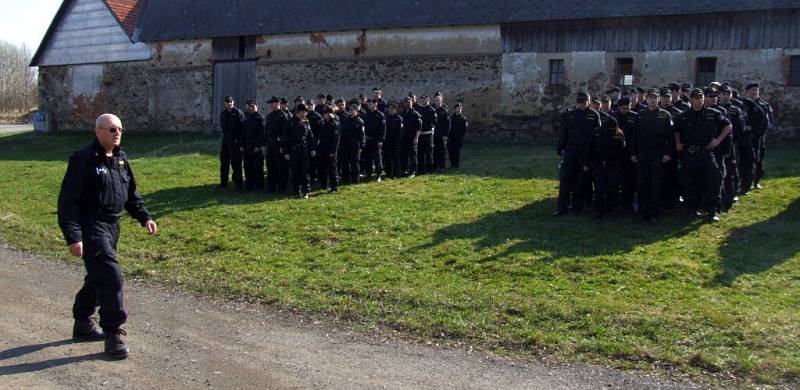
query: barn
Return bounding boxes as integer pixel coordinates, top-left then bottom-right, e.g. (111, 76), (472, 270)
(31, 0), (800, 139)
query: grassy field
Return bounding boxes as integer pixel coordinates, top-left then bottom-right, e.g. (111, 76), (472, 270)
(0, 130), (798, 387)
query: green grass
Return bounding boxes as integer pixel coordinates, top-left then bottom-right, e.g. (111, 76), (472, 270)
(1, 130), (798, 387)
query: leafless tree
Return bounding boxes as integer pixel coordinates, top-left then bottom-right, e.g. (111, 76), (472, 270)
(0, 40), (38, 113)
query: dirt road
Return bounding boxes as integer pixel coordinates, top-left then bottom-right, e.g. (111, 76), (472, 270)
(0, 245), (703, 389)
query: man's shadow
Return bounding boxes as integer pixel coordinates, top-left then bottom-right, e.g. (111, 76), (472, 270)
(410, 197), (701, 263)
(714, 198), (800, 286)
(0, 339), (112, 375)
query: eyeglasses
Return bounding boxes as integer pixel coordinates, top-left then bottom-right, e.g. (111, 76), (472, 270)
(101, 126), (124, 133)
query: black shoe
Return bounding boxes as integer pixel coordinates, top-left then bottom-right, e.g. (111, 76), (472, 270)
(73, 319), (104, 341)
(104, 329), (130, 359)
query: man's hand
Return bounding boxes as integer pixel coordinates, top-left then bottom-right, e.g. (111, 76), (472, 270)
(662, 155), (672, 163)
(145, 220), (158, 235)
(310, 151), (316, 157)
(582, 165), (589, 172)
(68, 242), (83, 257)
(239, 147), (245, 152)
(631, 156), (638, 163)
(675, 142), (684, 152)
(284, 154), (290, 160)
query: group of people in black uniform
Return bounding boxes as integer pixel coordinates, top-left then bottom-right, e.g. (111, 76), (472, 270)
(217, 87), (469, 198)
(556, 81), (773, 223)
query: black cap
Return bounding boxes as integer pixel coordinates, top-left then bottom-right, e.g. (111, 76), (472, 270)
(668, 83), (680, 91)
(603, 116), (619, 130)
(268, 96), (280, 103)
(245, 99), (256, 105)
(280, 97), (288, 104)
(367, 98), (377, 103)
(606, 86), (621, 94)
(326, 94), (334, 101)
(617, 96), (631, 105)
(454, 102), (463, 108)
(600, 97), (610, 103)
(372, 87), (381, 91)
(659, 88), (671, 97)
(294, 96), (304, 103)
(388, 103), (399, 109)
(223, 96), (233, 102)
(420, 94), (430, 99)
(590, 96), (601, 104)
(322, 105), (334, 114)
(358, 93), (366, 99)
(702, 87), (717, 97)
(576, 92), (589, 102)
(408, 92), (415, 98)
(305, 99), (314, 105)
(317, 94), (326, 99)
(434, 91), (443, 97)
(719, 85), (733, 93)
(626, 88), (638, 95)
(646, 89), (659, 98)
(635, 87), (645, 93)
(745, 82), (760, 90)
(690, 88), (704, 98)
(681, 83), (693, 92)
(295, 103), (308, 112)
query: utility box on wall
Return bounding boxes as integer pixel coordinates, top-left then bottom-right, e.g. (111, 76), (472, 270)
(33, 111), (53, 132)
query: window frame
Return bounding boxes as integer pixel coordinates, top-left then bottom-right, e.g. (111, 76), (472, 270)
(548, 59), (565, 85)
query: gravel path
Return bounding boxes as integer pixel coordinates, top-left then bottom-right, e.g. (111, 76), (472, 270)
(0, 124), (32, 133)
(0, 245), (705, 389)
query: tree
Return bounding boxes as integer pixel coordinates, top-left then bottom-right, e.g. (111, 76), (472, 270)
(0, 40), (37, 113)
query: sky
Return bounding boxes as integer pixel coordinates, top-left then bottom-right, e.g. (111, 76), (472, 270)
(0, 0), (63, 52)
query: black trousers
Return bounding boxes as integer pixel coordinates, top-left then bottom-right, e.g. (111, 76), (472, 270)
(289, 148), (311, 195)
(448, 137), (463, 168)
(433, 136), (447, 171)
(557, 149), (588, 213)
(341, 146), (361, 184)
(266, 141), (288, 193)
(738, 134), (756, 193)
(219, 138), (242, 188)
(753, 133), (767, 186)
(722, 155), (737, 211)
(319, 153), (339, 190)
(73, 220), (126, 332)
(661, 157), (680, 209)
(383, 142), (401, 178)
(244, 149), (264, 191)
(592, 161), (622, 215)
(417, 133), (434, 174)
(682, 150), (722, 213)
(400, 139), (418, 176)
(620, 158), (637, 211)
(363, 139), (383, 177)
(636, 152), (664, 219)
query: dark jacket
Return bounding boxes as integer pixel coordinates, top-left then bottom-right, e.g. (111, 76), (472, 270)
(419, 105), (437, 133)
(434, 105), (451, 138)
(588, 128), (627, 167)
(558, 107), (602, 154)
(242, 111), (266, 150)
(385, 113), (403, 146)
(283, 117), (315, 153)
(633, 107), (675, 157)
(307, 110), (324, 142)
(402, 108), (422, 140)
(674, 107), (732, 150)
(318, 118), (341, 155)
(340, 115), (366, 150)
(364, 109), (386, 142)
(220, 107), (244, 143)
(266, 110), (288, 143)
(450, 113), (468, 140)
(57, 140), (151, 245)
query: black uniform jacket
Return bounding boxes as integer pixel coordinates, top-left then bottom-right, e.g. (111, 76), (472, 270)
(58, 139), (151, 245)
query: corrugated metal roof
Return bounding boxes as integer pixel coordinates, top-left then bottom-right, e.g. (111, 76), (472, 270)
(137, 0), (800, 41)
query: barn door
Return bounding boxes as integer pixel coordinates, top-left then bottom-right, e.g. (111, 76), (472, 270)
(213, 60), (256, 126)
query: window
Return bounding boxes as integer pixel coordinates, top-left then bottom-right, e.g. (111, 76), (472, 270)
(213, 36), (256, 61)
(549, 59), (565, 85)
(790, 56), (800, 87)
(614, 58), (634, 86)
(695, 57), (717, 86)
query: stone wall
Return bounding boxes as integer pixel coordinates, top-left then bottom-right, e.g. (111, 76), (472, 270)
(500, 48), (800, 140)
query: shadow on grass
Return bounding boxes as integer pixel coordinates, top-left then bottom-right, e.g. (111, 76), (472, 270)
(411, 197), (702, 262)
(144, 184), (293, 219)
(714, 198), (800, 286)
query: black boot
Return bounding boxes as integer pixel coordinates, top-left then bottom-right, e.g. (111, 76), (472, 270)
(104, 329), (130, 359)
(73, 319), (104, 341)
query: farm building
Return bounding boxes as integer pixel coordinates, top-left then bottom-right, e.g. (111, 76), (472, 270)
(31, 0), (800, 139)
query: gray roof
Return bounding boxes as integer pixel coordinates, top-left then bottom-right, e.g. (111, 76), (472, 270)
(138, 0), (800, 41)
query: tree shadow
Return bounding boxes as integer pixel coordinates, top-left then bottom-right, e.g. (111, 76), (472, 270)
(713, 198), (800, 286)
(410, 197), (702, 263)
(0, 339), (74, 361)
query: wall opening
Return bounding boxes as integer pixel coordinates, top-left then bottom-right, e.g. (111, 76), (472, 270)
(549, 59), (565, 85)
(615, 58), (633, 86)
(695, 57), (717, 87)
(790, 56), (800, 87)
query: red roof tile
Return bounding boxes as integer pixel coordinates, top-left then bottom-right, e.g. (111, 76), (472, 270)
(104, 0), (144, 39)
